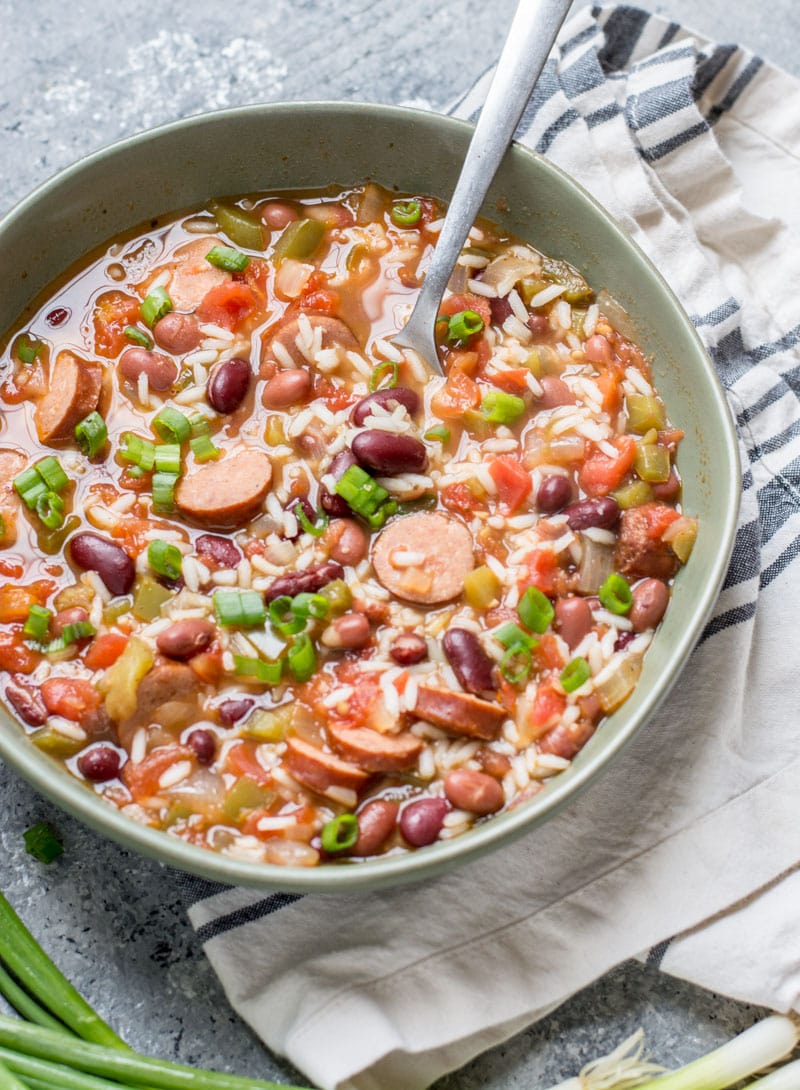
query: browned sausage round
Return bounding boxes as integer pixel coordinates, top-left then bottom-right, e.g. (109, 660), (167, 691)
(135, 662), (196, 722)
(35, 351), (103, 444)
(167, 238), (231, 311)
(352, 799), (398, 856)
(156, 618), (216, 660)
(285, 737), (370, 795)
(615, 503), (679, 580)
(327, 723), (422, 772)
(372, 512), (474, 605)
(260, 314), (360, 372)
(444, 769), (505, 814)
(554, 597), (594, 650)
(413, 685), (505, 741)
(153, 313), (201, 354)
(176, 448), (272, 529)
(629, 578), (670, 632)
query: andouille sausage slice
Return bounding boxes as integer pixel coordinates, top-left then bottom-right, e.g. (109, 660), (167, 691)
(413, 685), (505, 741)
(135, 662), (196, 723)
(167, 237), (231, 312)
(326, 722), (422, 772)
(0, 449), (25, 546)
(285, 737), (370, 795)
(176, 448), (272, 530)
(34, 351), (102, 444)
(372, 512), (475, 605)
(260, 314), (360, 372)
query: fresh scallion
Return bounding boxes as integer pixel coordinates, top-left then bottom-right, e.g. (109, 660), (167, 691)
(205, 245), (250, 273)
(34, 457), (68, 494)
(153, 444), (181, 474)
(268, 596), (306, 636)
(368, 361), (399, 392)
(481, 390), (526, 426)
(518, 586), (555, 634)
(53, 621), (95, 648)
(151, 472), (178, 513)
(390, 199), (422, 227)
(123, 326), (153, 349)
(74, 413), (107, 458)
(500, 644), (532, 685)
(320, 813), (359, 853)
(189, 434), (220, 463)
(214, 590), (267, 628)
(335, 465), (397, 528)
(22, 823), (63, 865)
(16, 335), (42, 365)
(12, 468), (48, 511)
(188, 412), (211, 437)
(290, 593), (330, 621)
(140, 285), (173, 328)
(119, 433), (155, 471)
(295, 505), (328, 538)
(560, 656), (591, 693)
(598, 573), (633, 615)
(147, 540), (183, 581)
(23, 606), (51, 642)
(444, 308), (484, 346)
(35, 492), (65, 531)
(493, 622), (536, 651)
(287, 633), (316, 682)
(424, 425), (451, 444)
(152, 406), (191, 444)
(232, 655), (282, 685)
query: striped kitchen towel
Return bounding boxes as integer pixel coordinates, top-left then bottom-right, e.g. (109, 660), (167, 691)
(182, 6), (800, 1088)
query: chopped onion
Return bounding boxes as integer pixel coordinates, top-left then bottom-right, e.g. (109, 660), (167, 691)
(274, 258), (314, 300)
(596, 288), (640, 343)
(577, 539), (615, 594)
(593, 652), (642, 713)
(481, 252), (540, 297)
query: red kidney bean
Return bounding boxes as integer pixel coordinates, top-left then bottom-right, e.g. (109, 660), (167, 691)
(195, 534), (242, 569)
(537, 474), (572, 513)
(69, 533), (135, 596)
(443, 628), (497, 693)
(538, 374), (575, 408)
(264, 561), (344, 602)
(261, 201), (299, 229)
(352, 799), (398, 856)
(320, 450), (357, 517)
(187, 728), (216, 763)
(614, 630), (635, 653)
(153, 313), (201, 354)
(629, 578), (669, 632)
(284, 497), (316, 541)
(327, 519), (368, 565)
(351, 387), (420, 427)
(400, 797), (450, 847)
(554, 597), (594, 650)
(321, 612), (371, 650)
(351, 430), (428, 475)
(51, 607), (90, 636)
(295, 427), (326, 460)
(206, 356), (251, 413)
(490, 295), (513, 325)
(78, 745), (121, 782)
(564, 496), (620, 531)
(46, 306), (71, 328)
(584, 333), (612, 365)
(528, 314), (550, 337)
(262, 369), (311, 409)
(218, 698), (255, 726)
(444, 769), (505, 815)
(4, 676), (47, 726)
(389, 633), (428, 666)
(119, 347), (178, 391)
(156, 618), (216, 660)
(651, 469), (680, 502)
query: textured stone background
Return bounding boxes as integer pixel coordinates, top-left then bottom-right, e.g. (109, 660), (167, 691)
(0, 1), (795, 1087)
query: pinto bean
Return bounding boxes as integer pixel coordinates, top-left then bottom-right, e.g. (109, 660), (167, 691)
(261, 314), (360, 372)
(327, 518), (368, 566)
(69, 532), (135, 596)
(539, 718), (596, 759)
(153, 312), (201, 354)
(51, 607), (90, 636)
(35, 351), (103, 444)
(651, 469), (680, 502)
(564, 496), (620, 531)
(264, 561), (344, 602)
(389, 633), (428, 666)
(554, 597), (594, 650)
(528, 314), (550, 337)
(319, 449), (357, 517)
(260, 202), (299, 230)
(444, 769), (505, 815)
(351, 387), (420, 426)
(156, 618), (216, 660)
(218, 698), (254, 725)
(351, 430), (428, 475)
(629, 578), (670, 632)
(187, 728), (216, 763)
(490, 295), (513, 325)
(195, 533), (242, 569)
(206, 357), (251, 413)
(352, 799), (398, 856)
(538, 375), (575, 408)
(584, 334), (612, 365)
(400, 797), (450, 847)
(443, 628), (496, 693)
(4, 676), (47, 726)
(118, 347), (178, 391)
(320, 613), (371, 650)
(261, 368), (311, 410)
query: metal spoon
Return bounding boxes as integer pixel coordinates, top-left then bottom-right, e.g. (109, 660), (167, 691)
(392, 0), (572, 374)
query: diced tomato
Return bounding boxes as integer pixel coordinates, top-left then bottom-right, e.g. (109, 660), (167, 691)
(533, 633), (564, 673)
(441, 481), (485, 517)
(92, 291), (142, 358)
(438, 292), (492, 327)
(41, 678), (101, 722)
(0, 631), (41, 674)
(110, 517), (155, 556)
(298, 288), (340, 316)
(83, 632), (128, 671)
(226, 741), (272, 786)
(445, 349), (479, 375)
(640, 501), (681, 539)
(491, 368), (531, 393)
(0, 558), (24, 579)
(489, 456), (532, 515)
(578, 435), (637, 497)
(530, 683), (566, 730)
(197, 282), (256, 331)
(122, 745), (194, 800)
(0, 581), (55, 623)
(190, 650), (223, 685)
(596, 370), (622, 416)
(520, 549), (569, 597)
(240, 257), (270, 300)
(1, 361), (46, 405)
(314, 376), (356, 411)
(431, 370), (481, 418)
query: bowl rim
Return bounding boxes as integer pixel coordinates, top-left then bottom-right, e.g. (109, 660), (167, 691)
(0, 100), (741, 893)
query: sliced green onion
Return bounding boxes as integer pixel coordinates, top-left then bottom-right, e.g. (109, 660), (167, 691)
(365, 499), (397, 530)
(445, 308), (484, 346)
(23, 823), (63, 864)
(13, 468), (48, 510)
(335, 465), (395, 527)
(320, 813), (359, 853)
(153, 444), (181, 474)
(17, 335), (43, 365)
(125, 465), (146, 480)
(23, 606), (52, 642)
(390, 200), (422, 227)
(123, 326), (153, 349)
(481, 390), (526, 426)
(287, 633), (316, 683)
(151, 471), (179, 513)
(35, 492), (65, 530)
(369, 361), (399, 392)
(493, 621), (536, 651)
(290, 593), (330, 621)
(295, 505), (328, 538)
(74, 412), (108, 458)
(119, 433), (156, 471)
(147, 540), (183, 581)
(500, 644), (532, 685)
(268, 596), (306, 636)
(34, 457), (68, 493)
(188, 412), (211, 437)
(205, 245), (250, 273)
(140, 285), (173, 328)
(560, 656), (591, 693)
(598, 572), (633, 615)
(424, 425), (451, 443)
(518, 586), (555, 634)
(214, 589), (267, 628)
(189, 434), (220, 463)
(152, 406), (191, 444)
(232, 655), (282, 685)
(57, 621), (95, 646)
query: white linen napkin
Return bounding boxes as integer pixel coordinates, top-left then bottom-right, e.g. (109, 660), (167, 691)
(182, 6), (800, 1087)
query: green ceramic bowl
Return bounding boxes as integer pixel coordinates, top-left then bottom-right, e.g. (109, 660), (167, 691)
(0, 103), (740, 892)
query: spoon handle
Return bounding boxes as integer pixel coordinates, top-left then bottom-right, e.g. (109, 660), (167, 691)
(394, 0), (572, 371)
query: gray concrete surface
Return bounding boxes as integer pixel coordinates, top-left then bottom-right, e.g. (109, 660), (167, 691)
(0, 1), (795, 1087)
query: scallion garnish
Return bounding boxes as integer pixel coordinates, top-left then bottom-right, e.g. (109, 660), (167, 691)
(493, 621), (537, 651)
(320, 813), (359, 853)
(153, 444), (181, 474)
(368, 361), (399, 392)
(140, 285), (173, 328)
(151, 471), (179, 513)
(287, 633), (316, 682)
(119, 433), (156, 471)
(481, 390), (526, 426)
(152, 406), (191, 444)
(268, 596), (306, 636)
(424, 425), (451, 444)
(213, 589), (267, 628)
(560, 656), (591, 693)
(16, 335), (42, 365)
(74, 412), (108, 458)
(123, 326), (153, 349)
(205, 245), (250, 273)
(390, 199), (422, 227)
(500, 644), (532, 685)
(34, 457), (68, 493)
(444, 308), (484, 346)
(12, 468), (47, 511)
(35, 492), (65, 530)
(22, 823), (63, 864)
(295, 505), (329, 538)
(23, 606), (51, 642)
(188, 412), (211, 437)
(147, 540), (183, 581)
(42, 620), (96, 655)
(232, 655), (282, 685)
(518, 586), (555, 634)
(334, 464), (397, 529)
(290, 593), (330, 621)
(598, 572), (633, 615)
(189, 434), (220, 463)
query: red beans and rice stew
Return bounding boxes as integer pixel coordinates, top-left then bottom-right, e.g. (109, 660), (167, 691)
(0, 183), (697, 866)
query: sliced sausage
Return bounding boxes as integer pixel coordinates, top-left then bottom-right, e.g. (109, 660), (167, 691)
(176, 448), (272, 529)
(615, 503), (679, 581)
(372, 512), (475, 605)
(413, 685), (505, 741)
(35, 351), (103, 444)
(284, 737), (370, 795)
(326, 722), (422, 772)
(167, 237), (231, 312)
(0, 449), (25, 546)
(260, 314), (360, 372)
(135, 662), (196, 722)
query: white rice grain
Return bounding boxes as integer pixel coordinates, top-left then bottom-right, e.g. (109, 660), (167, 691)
(625, 367), (653, 396)
(583, 303), (599, 338)
(130, 728), (147, 765)
(528, 283), (566, 308)
(183, 349), (218, 367)
(466, 277), (498, 298)
(137, 370), (150, 407)
(158, 761), (192, 790)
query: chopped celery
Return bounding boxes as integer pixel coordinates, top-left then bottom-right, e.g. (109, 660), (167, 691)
(526, 344), (562, 376)
(517, 277), (549, 305)
(612, 480), (653, 509)
(318, 579), (352, 616)
(163, 802), (194, 828)
(221, 778), (277, 821)
(37, 515), (80, 557)
(626, 394), (666, 433)
(244, 706), (293, 743)
(271, 218), (326, 264)
(634, 444), (671, 483)
(464, 565), (501, 609)
(132, 576), (173, 622)
(97, 637), (154, 722)
(571, 307), (588, 337)
(670, 517), (698, 563)
(30, 728), (85, 759)
(103, 596), (133, 625)
(209, 201), (265, 251)
(461, 410), (494, 441)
